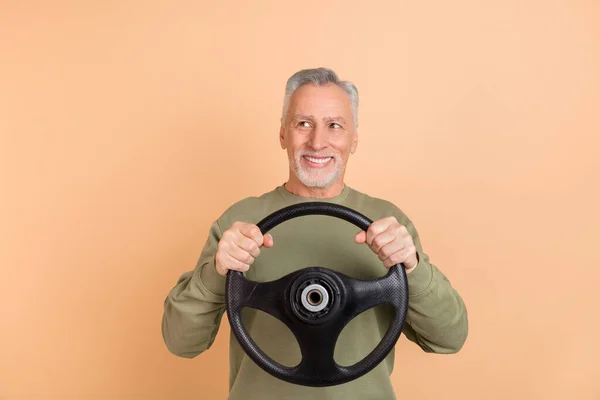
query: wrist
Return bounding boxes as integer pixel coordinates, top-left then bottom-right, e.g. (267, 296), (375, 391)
(405, 262), (418, 275)
(404, 253), (419, 275)
(405, 252), (433, 296)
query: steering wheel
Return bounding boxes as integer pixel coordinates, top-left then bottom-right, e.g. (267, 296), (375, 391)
(225, 202), (409, 387)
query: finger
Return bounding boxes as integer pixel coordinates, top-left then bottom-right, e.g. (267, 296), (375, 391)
(354, 231), (366, 244)
(237, 223), (265, 247)
(370, 226), (397, 255)
(222, 253), (251, 273)
(366, 217), (396, 246)
(215, 251), (249, 276)
(228, 242), (256, 265)
(381, 233), (415, 262)
(382, 246), (415, 268)
(233, 235), (261, 258)
(382, 251), (406, 269)
(263, 233), (274, 248)
(376, 239), (404, 262)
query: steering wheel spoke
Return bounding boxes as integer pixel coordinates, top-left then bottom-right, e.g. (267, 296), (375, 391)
(228, 272), (292, 323)
(340, 264), (408, 320)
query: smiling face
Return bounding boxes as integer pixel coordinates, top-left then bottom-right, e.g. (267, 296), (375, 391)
(280, 83), (358, 197)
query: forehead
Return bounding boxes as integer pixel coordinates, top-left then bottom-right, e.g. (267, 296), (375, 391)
(288, 83), (353, 117)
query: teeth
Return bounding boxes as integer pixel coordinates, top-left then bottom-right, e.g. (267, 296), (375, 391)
(305, 156), (331, 164)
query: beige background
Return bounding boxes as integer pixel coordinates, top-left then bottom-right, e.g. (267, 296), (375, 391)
(1, 1), (599, 399)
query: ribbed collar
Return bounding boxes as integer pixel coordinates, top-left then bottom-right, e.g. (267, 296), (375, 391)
(276, 183), (352, 204)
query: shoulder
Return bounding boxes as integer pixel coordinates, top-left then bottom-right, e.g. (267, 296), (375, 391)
(213, 186), (282, 229)
(346, 186), (411, 225)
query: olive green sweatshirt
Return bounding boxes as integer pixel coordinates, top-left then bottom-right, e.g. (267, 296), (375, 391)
(161, 184), (468, 399)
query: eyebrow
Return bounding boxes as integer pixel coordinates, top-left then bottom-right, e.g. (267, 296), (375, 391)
(293, 114), (347, 124)
(293, 114), (315, 121)
(324, 116), (347, 124)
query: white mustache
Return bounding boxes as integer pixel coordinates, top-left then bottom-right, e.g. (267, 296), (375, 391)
(297, 151), (338, 159)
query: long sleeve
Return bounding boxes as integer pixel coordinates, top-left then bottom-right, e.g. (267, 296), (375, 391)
(161, 220), (228, 358)
(400, 218), (469, 354)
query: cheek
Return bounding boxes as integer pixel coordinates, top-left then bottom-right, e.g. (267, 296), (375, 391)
(289, 134), (310, 150)
(332, 138), (354, 156)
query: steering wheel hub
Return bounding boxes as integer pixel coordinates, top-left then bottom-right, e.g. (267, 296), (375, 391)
(291, 270), (340, 324)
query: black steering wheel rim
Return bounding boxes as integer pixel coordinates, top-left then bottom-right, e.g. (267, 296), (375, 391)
(225, 202), (409, 387)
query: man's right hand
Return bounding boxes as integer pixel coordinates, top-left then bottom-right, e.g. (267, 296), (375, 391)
(215, 222), (274, 276)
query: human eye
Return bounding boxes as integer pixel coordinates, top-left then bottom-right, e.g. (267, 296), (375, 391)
(297, 121), (312, 128)
(330, 123), (342, 129)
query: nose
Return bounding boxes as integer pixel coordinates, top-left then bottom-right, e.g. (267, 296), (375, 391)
(308, 124), (327, 150)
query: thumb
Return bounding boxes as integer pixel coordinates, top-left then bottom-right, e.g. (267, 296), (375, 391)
(354, 230), (366, 244)
(263, 233), (274, 248)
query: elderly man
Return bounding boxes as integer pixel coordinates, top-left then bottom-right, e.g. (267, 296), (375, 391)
(162, 67), (468, 399)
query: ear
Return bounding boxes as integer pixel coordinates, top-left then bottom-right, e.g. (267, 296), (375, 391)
(279, 122), (286, 149)
(350, 129), (358, 154)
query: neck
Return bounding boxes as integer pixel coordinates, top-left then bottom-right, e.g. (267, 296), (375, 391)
(284, 175), (345, 199)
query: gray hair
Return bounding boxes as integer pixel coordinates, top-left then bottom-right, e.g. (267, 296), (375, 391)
(281, 67), (359, 128)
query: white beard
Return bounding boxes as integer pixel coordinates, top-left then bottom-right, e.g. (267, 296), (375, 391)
(290, 151), (345, 188)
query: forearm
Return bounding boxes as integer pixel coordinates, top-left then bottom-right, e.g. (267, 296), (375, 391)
(403, 258), (468, 353)
(161, 221), (226, 358)
(161, 264), (225, 358)
(400, 217), (469, 353)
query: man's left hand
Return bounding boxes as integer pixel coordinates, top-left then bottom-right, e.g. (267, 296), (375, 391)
(354, 216), (419, 273)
